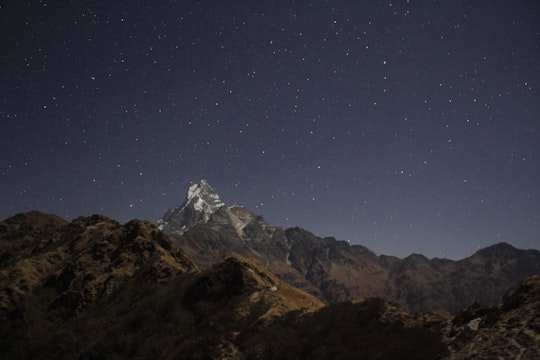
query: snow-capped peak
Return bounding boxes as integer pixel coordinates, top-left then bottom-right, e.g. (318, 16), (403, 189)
(185, 180), (225, 213)
(157, 180), (225, 234)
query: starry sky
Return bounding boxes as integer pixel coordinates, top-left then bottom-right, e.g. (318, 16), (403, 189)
(1, 1), (539, 259)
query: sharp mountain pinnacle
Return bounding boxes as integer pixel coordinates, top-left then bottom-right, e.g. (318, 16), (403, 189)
(157, 180), (225, 234)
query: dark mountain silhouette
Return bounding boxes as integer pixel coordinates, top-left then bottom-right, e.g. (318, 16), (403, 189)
(1, 210), (539, 358)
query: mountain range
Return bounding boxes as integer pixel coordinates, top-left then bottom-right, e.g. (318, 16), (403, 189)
(161, 180), (540, 314)
(1, 180), (539, 359)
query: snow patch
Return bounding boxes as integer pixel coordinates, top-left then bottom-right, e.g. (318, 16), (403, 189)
(186, 180), (225, 214)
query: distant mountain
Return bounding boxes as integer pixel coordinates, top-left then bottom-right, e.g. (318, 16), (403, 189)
(158, 180), (225, 234)
(1, 210), (538, 359)
(161, 180), (540, 313)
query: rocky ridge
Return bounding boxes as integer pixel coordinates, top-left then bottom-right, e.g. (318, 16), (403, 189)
(1, 210), (539, 359)
(0, 212), (197, 318)
(0, 212), (322, 358)
(447, 274), (540, 359)
(163, 181), (540, 313)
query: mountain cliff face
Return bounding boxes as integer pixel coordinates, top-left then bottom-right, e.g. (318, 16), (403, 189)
(1, 210), (539, 359)
(162, 181), (540, 313)
(157, 180), (225, 234)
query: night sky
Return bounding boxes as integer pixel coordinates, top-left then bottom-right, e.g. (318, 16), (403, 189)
(2, 1), (539, 259)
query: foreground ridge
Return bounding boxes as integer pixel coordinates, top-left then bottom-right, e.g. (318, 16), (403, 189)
(0, 211), (539, 359)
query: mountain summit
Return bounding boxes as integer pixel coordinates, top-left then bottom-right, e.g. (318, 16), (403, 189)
(158, 180), (225, 234)
(159, 181), (540, 314)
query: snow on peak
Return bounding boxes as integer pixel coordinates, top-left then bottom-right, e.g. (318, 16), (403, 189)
(157, 180), (225, 234)
(186, 180), (225, 212)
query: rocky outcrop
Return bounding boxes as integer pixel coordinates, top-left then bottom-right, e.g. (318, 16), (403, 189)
(447, 274), (540, 359)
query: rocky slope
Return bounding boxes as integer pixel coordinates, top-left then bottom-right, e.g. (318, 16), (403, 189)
(0, 211), (322, 359)
(447, 274), (540, 359)
(1, 211), (539, 359)
(236, 274), (540, 360)
(0, 212), (197, 318)
(162, 181), (540, 313)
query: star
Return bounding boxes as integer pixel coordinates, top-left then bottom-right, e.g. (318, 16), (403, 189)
(0, 0), (539, 260)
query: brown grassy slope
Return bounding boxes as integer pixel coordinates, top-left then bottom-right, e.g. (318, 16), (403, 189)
(1, 213), (197, 317)
(175, 219), (540, 314)
(0, 211), (68, 310)
(174, 219), (327, 300)
(238, 297), (450, 360)
(0, 212), (324, 359)
(0, 212), (199, 358)
(2, 254), (324, 359)
(1, 211), (538, 359)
